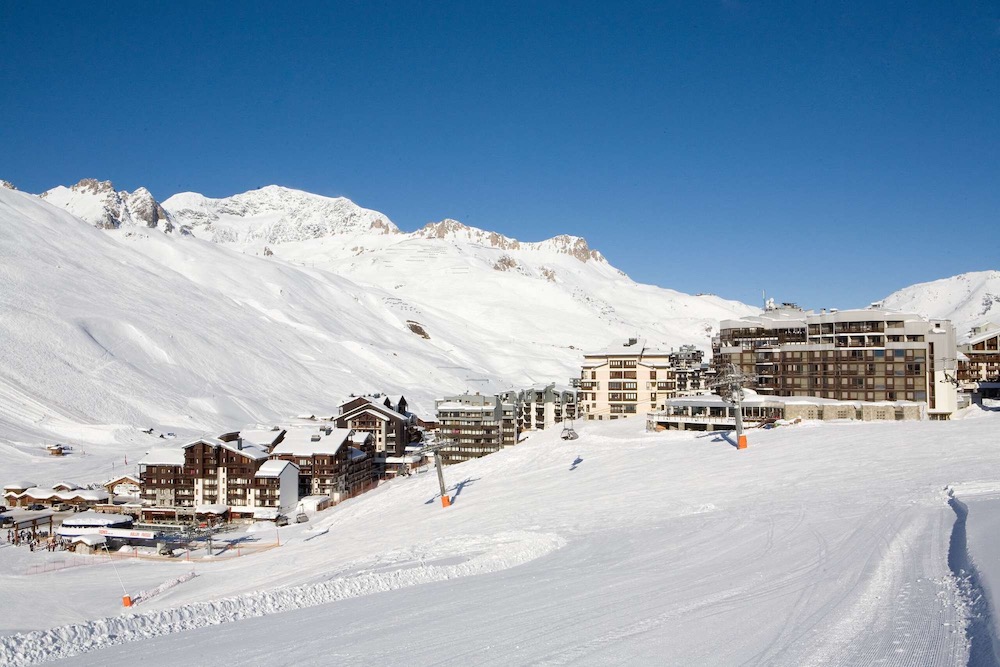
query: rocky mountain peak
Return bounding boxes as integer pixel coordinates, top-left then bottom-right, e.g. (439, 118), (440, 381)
(0, 180), (17, 191)
(538, 235), (606, 263)
(40, 179), (174, 231)
(71, 178), (116, 195)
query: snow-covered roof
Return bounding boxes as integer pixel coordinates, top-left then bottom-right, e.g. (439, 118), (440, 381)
(8, 487), (109, 502)
(72, 534), (107, 546)
(348, 447), (367, 461)
(218, 438), (270, 461)
(103, 474), (141, 486)
(584, 339), (672, 358)
(350, 432), (373, 445)
(52, 482), (80, 491)
(60, 511), (132, 527)
(255, 459), (298, 478)
(195, 504), (229, 514)
(238, 428), (286, 448)
(339, 402), (408, 422)
(139, 448), (185, 466)
(3, 481), (35, 491)
(966, 326), (1000, 346)
(271, 427), (353, 456)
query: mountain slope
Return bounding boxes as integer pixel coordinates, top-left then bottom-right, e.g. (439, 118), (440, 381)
(881, 270), (1000, 340)
(162, 186), (758, 357)
(0, 187), (755, 455)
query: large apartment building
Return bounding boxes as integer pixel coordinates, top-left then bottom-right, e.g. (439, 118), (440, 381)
(435, 393), (520, 464)
(514, 384), (577, 431)
(138, 432), (298, 515)
(335, 395), (416, 458)
(714, 304), (958, 418)
(269, 426), (375, 501)
(578, 340), (680, 419)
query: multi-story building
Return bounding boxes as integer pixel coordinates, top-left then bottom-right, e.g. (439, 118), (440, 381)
(958, 322), (1000, 398)
(270, 426), (375, 502)
(515, 384), (577, 431)
(435, 393), (521, 464)
(714, 304), (958, 418)
(669, 345), (710, 395)
(138, 432), (298, 515)
(335, 395), (417, 458)
(578, 339), (678, 419)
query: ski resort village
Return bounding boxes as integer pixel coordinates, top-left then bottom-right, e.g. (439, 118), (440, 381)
(9, 2), (1000, 662)
(0, 180), (1000, 665)
(1, 181), (999, 665)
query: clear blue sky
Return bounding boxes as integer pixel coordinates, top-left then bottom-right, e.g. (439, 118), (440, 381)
(1, 1), (997, 309)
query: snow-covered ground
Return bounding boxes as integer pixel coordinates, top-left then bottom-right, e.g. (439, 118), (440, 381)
(2, 405), (1000, 666)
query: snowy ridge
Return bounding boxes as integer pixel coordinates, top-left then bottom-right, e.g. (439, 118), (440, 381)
(161, 185), (399, 244)
(881, 270), (1000, 340)
(413, 218), (606, 263)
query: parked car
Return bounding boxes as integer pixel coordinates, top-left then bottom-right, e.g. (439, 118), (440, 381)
(0, 505), (7, 513)
(26, 504), (46, 511)
(51, 502), (70, 512)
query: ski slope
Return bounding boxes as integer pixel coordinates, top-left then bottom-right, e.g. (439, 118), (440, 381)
(3, 407), (999, 666)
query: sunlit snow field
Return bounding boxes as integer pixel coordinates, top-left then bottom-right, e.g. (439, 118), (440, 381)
(2, 405), (1000, 666)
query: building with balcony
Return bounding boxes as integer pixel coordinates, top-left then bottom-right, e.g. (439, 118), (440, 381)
(958, 322), (1000, 398)
(514, 383), (577, 431)
(713, 304), (958, 418)
(269, 426), (375, 502)
(335, 395), (420, 458)
(137, 432), (297, 516)
(578, 339), (683, 420)
(435, 393), (521, 464)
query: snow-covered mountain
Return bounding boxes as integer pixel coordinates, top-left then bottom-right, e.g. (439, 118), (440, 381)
(161, 185), (757, 357)
(0, 185), (756, 455)
(881, 271), (1000, 340)
(162, 186), (398, 244)
(40, 178), (175, 231)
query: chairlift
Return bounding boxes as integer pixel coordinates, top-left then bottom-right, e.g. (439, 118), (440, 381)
(561, 424), (578, 440)
(295, 504), (309, 523)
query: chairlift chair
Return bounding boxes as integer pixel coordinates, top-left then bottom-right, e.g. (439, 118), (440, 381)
(295, 504), (309, 523)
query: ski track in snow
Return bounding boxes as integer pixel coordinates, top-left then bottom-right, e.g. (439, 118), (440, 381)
(0, 531), (564, 666)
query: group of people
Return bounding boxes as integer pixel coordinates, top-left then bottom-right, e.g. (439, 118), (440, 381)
(4, 529), (65, 552)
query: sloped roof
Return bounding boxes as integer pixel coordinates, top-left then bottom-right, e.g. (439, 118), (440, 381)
(271, 427), (353, 456)
(339, 402), (408, 422)
(255, 459), (298, 478)
(138, 448), (185, 466)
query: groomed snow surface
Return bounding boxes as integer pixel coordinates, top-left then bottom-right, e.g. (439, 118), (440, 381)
(3, 407), (1000, 666)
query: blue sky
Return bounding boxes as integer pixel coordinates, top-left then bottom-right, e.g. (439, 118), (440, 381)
(1, 1), (997, 309)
